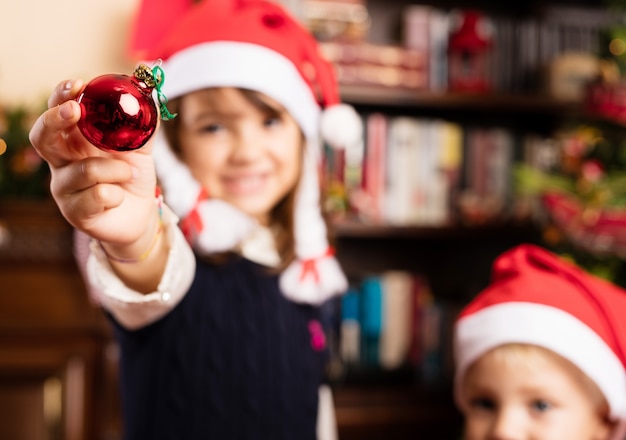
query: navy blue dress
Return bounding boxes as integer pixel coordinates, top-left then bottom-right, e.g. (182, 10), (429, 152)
(109, 255), (327, 440)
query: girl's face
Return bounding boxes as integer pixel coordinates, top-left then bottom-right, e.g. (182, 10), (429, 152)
(176, 88), (302, 225)
(459, 347), (612, 440)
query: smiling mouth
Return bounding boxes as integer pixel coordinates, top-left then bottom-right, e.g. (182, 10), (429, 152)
(223, 174), (268, 194)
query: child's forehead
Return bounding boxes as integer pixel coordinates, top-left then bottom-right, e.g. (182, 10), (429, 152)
(464, 343), (603, 396)
(476, 343), (580, 373)
(465, 345), (587, 390)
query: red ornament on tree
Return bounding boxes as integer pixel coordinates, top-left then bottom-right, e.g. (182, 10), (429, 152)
(76, 64), (176, 152)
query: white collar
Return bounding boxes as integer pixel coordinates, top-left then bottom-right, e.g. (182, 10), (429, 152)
(239, 226), (281, 268)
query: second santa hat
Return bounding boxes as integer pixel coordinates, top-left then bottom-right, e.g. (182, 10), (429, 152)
(454, 244), (626, 439)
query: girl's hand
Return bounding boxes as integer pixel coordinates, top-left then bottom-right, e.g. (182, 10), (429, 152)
(29, 79), (159, 255)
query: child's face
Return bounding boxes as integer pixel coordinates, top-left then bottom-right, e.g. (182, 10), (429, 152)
(459, 347), (612, 440)
(177, 88), (302, 225)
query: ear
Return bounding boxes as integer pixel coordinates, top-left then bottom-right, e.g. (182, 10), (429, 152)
(592, 415), (617, 440)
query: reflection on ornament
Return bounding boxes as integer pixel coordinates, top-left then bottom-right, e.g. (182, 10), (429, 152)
(76, 64), (175, 152)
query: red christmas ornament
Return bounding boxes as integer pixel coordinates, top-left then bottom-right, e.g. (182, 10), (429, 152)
(76, 64), (175, 152)
(447, 10), (493, 93)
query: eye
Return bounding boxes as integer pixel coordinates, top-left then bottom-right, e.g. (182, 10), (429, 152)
(263, 116), (281, 128)
(469, 397), (495, 411)
(530, 399), (551, 413)
(200, 123), (223, 134)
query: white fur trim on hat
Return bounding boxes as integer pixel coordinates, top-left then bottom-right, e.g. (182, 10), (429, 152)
(454, 302), (626, 424)
(160, 41), (321, 142)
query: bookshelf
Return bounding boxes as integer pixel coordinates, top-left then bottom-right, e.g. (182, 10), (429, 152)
(312, 0), (614, 438)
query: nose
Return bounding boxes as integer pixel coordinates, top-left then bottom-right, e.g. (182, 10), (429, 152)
(230, 125), (262, 162)
(489, 407), (525, 440)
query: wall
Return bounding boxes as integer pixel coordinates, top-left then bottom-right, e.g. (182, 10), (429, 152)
(0, 0), (139, 107)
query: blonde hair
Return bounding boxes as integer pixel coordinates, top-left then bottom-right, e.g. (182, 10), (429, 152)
(470, 343), (609, 414)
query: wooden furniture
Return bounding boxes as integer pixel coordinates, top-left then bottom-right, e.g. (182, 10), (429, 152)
(0, 200), (119, 440)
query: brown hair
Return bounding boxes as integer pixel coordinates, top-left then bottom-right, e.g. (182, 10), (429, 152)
(161, 88), (334, 270)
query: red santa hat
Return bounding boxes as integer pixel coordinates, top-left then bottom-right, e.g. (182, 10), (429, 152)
(127, 0), (362, 304)
(454, 244), (626, 439)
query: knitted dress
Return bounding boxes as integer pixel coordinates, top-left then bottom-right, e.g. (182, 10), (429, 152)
(109, 254), (327, 440)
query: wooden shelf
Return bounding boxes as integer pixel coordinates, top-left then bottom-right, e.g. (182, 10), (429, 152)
(333, 219), (539, 240)
(340, 84), (583, 114)
(333, 220), (542, 300)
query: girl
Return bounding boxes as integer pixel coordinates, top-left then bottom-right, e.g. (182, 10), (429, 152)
(28, 0), (362, 439)
(453, 244), (626, 440)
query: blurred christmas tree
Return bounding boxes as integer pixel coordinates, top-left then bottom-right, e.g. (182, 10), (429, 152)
(0, 104), (50, 199)
(601, 0), (626, 74)
(515, 121), (626, 287)
(512, 1), (626, 287)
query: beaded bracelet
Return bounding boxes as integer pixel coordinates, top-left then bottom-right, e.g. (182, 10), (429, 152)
(100, 188), (164, 264)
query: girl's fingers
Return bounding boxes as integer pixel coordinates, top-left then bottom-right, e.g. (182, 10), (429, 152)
(61, 183), (126, 225)
(28, 100), (83, 168)
(51, 158), (133, 231)
(50, 157), (136, 197)
(29, 79), (90, 168)
(48, 79), (84, 109)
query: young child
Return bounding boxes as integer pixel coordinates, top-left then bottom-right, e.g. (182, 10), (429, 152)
(453, 243), (626, 440)
(28, 0), (362, 439)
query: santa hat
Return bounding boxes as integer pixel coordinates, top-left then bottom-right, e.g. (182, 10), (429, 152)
(127, 0), (362, 304)
(454, 244), (626, 439)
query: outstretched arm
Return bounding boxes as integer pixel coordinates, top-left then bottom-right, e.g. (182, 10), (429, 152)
(29, 79), (168, 293)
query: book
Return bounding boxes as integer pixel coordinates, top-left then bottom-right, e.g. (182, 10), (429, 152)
(419, 296), (444, 385)
(419, 119), (449, 225)
(402, 5), (451, 92)
(440, 120), (464, 222)
(408, 274), (429, 367)
(428, 8), (450, 92)
(319, 41), (429, 89)
(385, 116), (420, 225)
(361, 113), (387, 223)
(402, 5), (431, 89)
(301, 0), (370, 42)
(459, 126), (515, 223)
(379, 271), (414, 369)
(340, 287), (361, 366)
(361, 276), (384, 367)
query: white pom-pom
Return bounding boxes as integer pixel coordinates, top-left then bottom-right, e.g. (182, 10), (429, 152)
(194, 199), (258, 253)
(279, 255), (348, 305)
(320, 103), (363, 150)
